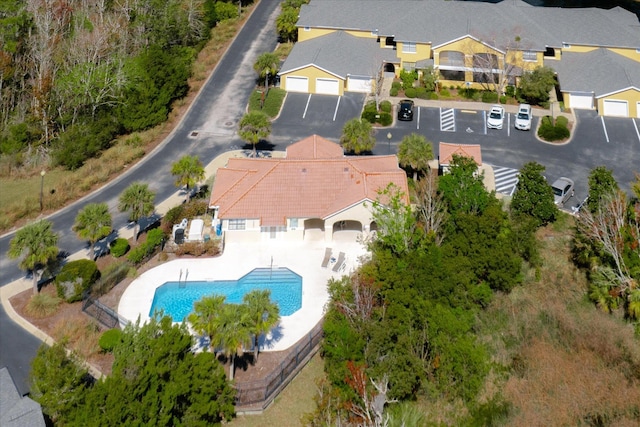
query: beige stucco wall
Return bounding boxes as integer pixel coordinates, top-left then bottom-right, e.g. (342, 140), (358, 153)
(560, 45), (598, 54)
(606, 47), (640, 63)
(597, 88), (640, 117)
(298, 27), (336, 42)
(280, 66), (345, 95)
(396, 41), (432, 67)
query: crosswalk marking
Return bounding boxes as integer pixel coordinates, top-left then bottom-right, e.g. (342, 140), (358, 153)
(491, 165), (519, 196)
(440, 108), (455, 132)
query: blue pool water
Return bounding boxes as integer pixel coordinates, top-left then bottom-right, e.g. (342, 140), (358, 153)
(149, 267), (302, 322)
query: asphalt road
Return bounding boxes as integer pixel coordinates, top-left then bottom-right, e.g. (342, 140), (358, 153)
(0, 0), (282, 396)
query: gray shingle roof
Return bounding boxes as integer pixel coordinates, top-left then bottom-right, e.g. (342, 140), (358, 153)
(279, 31), (398, 78)
(298, 0), (640, 50)
(549, 49), (640, 96)
(0, 368), (46, 427)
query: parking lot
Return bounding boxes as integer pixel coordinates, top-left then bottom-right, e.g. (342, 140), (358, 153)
(273, 94), (639, 207)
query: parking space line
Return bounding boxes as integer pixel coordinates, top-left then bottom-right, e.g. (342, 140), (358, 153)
(332, 96), (341, 121)
(302, 94), (312, 119)
(507, 114), (511, 137)
(483, 111), (487, 135)
(416, 107), (420, 130)
(600, 116), (609, 142)
(633, 118), (640, 144)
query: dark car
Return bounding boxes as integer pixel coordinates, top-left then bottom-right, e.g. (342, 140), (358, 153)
(397, 100), (414, 121)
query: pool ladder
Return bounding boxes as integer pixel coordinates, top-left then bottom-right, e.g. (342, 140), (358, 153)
(179, 269), (188, 288)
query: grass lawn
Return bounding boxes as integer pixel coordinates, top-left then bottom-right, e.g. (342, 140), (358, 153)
(229, 352), (324, 427)
(248, 88), (286, 118)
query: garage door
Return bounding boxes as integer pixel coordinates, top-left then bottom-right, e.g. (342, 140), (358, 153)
(603, 99), (629, 117)
(285, 76), (308, 93)
(569, 93), (593, 109)
(315, 78), (340, 95)
(347, 76), (372, 93)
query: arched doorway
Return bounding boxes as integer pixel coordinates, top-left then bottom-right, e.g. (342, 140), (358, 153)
(384, 63), (395, 73)
(332, 220), (363, 241)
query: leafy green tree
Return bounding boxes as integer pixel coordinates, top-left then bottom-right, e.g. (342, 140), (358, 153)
(510, 161), (557, 226)
(118, 182), (155, 241)
(171, 154), (205, 190)
(438, 155), (492, 216)
(8, 220), (59, 294)
(586, 166), (618, 213)
(397, 133), (433, 181)
(188, 294), (227, 354)
(340, 118), (375, 154)
(253, 52), (280, 84)
(73, 202), (112, 258)
(243, 289), (280, 361)
(518, 66), (556, 105)
(238, 111), (272, 156)
(30, 343), (88, 424)
(370, 183), (418, 255)
(214, 304), (251, 381)
(276, 6), (300, 42)
(73, 316), (235, 425)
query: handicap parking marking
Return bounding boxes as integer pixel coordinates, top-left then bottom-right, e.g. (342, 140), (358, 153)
(491, 165), (520, 196)
(440, 107), (455, 132)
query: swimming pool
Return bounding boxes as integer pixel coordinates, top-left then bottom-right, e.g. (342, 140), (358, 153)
(149, 267), (302, 322)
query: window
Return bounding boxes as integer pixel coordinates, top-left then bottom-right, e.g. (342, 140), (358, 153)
(304, 26), (310, 32)
(522, 50), (537, 62)
(290, 218), (298, 229)
(403, 42), (416, 53)
(385, 37), (396, 48)
(228, 219), (246, 230)
(562, 42), (571, 48)
(544, 47), (556, 57)
(439, 70), (465, 81)
(439, 51), (464, 67)
(403, 62), (416, 72)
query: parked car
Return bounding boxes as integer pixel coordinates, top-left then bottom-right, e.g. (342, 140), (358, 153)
(397, 99), (414, 121)
(515, 103), (532, 131)
(550, 177), (575, 206)
(487, 105), (505, 129)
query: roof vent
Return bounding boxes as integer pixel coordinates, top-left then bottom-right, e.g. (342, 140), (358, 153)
(301, 168), (307, 173)
(344, 167), (349, 172)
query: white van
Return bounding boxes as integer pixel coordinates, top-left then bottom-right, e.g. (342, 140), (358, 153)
(515, 104), (532, 131)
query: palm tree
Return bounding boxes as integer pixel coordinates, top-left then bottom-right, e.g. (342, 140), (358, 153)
(170, 155), (205, 190)
(72, 202), (112, 259)
(243, 289), (280, 361)
(8, 220), (59, 294)
(397, 133), (434, 181)
(253, 52), (279, 87)
(213, 304), (251, 381)
(340, 118), (375, 154)
(118, 182), (155, 241)
(238, 111), (271, 157)
(188, 295), (226, 354)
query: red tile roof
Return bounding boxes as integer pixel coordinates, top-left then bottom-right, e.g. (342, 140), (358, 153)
(210, 135), (409, 226)
(439, 142), (482, 166)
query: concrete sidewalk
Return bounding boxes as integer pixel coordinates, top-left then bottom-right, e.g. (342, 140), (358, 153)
(0, 150), (270, 362)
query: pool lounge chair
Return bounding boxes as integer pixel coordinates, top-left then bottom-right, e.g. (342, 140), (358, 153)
(321, 248), (332, 268)
(332, 252), (346, 272)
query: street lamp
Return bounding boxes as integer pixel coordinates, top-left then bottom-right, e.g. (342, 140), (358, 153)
(39, 169), (46, 211)
(387, 132), (392, 154)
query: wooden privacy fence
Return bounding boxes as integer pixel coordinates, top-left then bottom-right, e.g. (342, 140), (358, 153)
(234, 321), (324, 411)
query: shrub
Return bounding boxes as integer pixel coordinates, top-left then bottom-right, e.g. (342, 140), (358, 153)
(389, 87), (399, 97)
(391, 81), (402, 90)
(556, 115), (568, 127)
(499, 95), (507, 104)
(417, 90), (431, 100)
(379, 100), (392, 113)
(55, 259), (100, 302)
(428, 91), (439, 100)
(127, 246), (147, 265)
(175, 240), (221, 257)
(180, 200), (207, 218)
(361, 101), (379, 123)
(214, 0), (238, 20)
(404, 87), (417, 98)
(92, 261), (130, 297)
(110, 238), (130, 258)
(482, 91), (499, 103)
(378, 112), (392, 126)
(99, 329), (123, 353)
(459, 87), (477, 99)
(505, 85), (516, 97)
(26, 293), (62, 318)
(537, 115), (570, 141)
(440, 89), (451, 98)
(127, 229), (165, 265)
(415, 87), (427, 97)
(400, 69), (417, 90)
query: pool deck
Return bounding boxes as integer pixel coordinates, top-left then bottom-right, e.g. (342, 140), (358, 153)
(118, 236), (368, 352)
